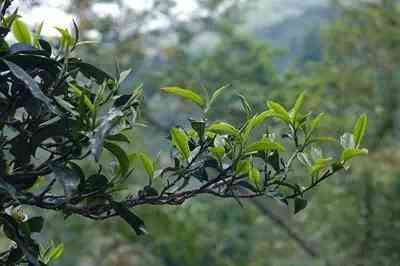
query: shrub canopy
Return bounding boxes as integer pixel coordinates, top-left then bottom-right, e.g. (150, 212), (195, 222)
(0, 1), (367, 265)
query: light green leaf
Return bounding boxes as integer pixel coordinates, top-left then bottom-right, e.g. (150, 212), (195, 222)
(171, 128), (190, 161)
(340, 148), (368, 162)
(352, 114), (368, 147)
(33, 21), (43, 47)
(245, 137), (285, 153)
(11, 19), (32, 44)
(290, 91), (306, 121)
(69, 83), (95, 113)
(139, 153), (154, 178)
(161, 86), (205, 108)
(235, 160), (251, 176)
(237, 93), (253, 119)
(309, 157), (332, 177)
(307, 113), (325, 138)
(208, 146), (225, 161)
(266, 101), (291, 123)
(207, 122), (240, 137)
(207, 84), (228, 112)
(248, 167), (261, 188)
(104, 141), (130, 175)
(242, 110), (274, 141)
(55, 27), (74, 49)
(44, 243), (64, 263)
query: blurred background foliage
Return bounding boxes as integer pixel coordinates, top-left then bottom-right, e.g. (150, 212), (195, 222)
(5, 0), (400, 265)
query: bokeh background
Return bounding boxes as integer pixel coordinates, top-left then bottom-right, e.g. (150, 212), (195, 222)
(4, 0), (400, 265)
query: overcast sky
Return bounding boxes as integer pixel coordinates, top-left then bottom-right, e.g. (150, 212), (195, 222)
(13, 0), (199, 36)
(12, 0), (329, 36)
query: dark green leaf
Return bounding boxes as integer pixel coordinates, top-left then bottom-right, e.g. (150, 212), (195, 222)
(294, 198), (308, 214)
(104, 141), (130, 175)
(68, 59), (113, 84)
(50, 164), (80, 197)
(112, 202), (147, 235)
(189, 119), (206, 140)
(3, 59), (56, 112)
(25, 217), (44, 233)
(6, 248), (23, 264)
(82, 174), (108, 192)
(38, 39), (52, 56)
(106, 133), (131, 143)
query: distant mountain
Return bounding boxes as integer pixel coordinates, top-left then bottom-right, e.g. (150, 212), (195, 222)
(249, 2), (335, 70)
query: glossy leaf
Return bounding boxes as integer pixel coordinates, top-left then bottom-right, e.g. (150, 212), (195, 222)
(340, 133), (355, 149)
(3, 60), (55, 112)
(91, 108), (124, 161)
